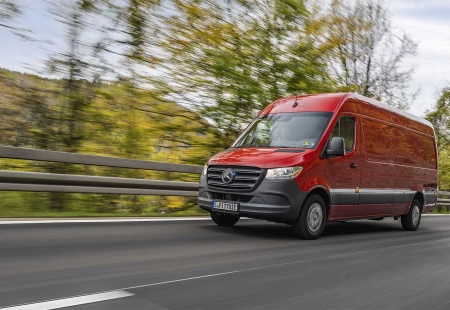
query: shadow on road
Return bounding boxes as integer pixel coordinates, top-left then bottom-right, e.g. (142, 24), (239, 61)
(201, 223), (294, 240)
(322, 220), (403, 237)
(200, 219), (404, 240)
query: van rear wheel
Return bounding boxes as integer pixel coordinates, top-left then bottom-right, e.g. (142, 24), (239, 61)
(210, 212), (240, 227)
(401, 199), (422, 231)
(292, 194), (326, 240)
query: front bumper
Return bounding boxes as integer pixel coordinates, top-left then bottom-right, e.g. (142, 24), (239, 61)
(197, 175), (308, 224)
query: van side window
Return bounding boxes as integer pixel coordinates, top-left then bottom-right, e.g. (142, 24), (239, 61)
(330, 116), (355, 153)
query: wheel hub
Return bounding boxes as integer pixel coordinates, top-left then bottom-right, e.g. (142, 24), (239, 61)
(412, 205), (420, 226)
(307, 203), (323, 233)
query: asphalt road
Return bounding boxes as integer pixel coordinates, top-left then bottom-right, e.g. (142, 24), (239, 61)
(1, 216), (450, 309)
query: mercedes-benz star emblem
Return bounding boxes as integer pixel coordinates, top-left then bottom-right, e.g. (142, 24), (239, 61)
(221, 169), (234, 184)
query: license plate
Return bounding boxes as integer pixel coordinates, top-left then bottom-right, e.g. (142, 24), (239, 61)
(212, 201), (239, 213)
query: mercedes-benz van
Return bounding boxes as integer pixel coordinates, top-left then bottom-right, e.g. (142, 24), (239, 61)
(198, 93), (438, 239)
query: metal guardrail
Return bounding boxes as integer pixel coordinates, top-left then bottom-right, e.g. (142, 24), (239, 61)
(0, 146), (201, 197)
(437, 191), (450, 210)
(0, 146), (449, 205)
(0, 146), (202, 174)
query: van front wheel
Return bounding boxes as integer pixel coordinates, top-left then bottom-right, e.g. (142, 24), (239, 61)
(210, 212), (240, 227)
(401, 199), (422, 231)
(292, 194), (326, 240)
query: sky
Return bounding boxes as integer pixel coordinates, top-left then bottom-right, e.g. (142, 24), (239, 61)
(0, 1), (60, 74)
(386, 0), (450, 116)
(0, 0), (449, 117)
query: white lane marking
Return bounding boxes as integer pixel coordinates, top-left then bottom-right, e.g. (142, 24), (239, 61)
(2, 236), (449, 310)
(0, 214), (447, 225)
(423, 214), (450, 216)
(0, 290), (134, 310)
(0, 217), (212, 225)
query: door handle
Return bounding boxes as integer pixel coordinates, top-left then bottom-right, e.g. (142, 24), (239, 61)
(350, 163), (357, 168)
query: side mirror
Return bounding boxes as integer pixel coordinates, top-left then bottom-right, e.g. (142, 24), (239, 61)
(327, 137), (345, 157)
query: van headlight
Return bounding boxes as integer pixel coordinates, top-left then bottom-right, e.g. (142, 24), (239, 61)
(202, 164), (208, 175)
(266, 166), (303, 179)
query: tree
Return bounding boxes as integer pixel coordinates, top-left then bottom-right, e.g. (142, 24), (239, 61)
(29, 0), (103, 210)
(426, 87), (450, 150)
(318, 0), (418, 109)
(159, 0), (335, 148)
(426, 87), (450, 191)
(0, 0), (220, 215)
(438, 148), (450, 191)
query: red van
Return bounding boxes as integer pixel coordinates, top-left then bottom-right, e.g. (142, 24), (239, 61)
(198, 93), (438, 239)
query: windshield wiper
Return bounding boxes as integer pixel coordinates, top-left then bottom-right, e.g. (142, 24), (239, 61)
(232, 145), (302, 149)
(232, 145), (296, 149)
(269, 145), (295, 148)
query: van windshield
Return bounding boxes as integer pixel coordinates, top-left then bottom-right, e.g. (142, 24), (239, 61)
(233, 112), (333, 149)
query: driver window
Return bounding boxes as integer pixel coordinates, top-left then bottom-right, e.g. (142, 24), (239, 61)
(330, 116), (355, 153)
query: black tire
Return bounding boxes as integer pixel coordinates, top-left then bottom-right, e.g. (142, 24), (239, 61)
(210, 212), (240, 227)
(401, 199), (422, 231)
(292, 194), (326, 240)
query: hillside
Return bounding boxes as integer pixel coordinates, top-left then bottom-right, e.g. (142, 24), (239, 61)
(0, 68), (219, 216)
(0, 68), (218, 164)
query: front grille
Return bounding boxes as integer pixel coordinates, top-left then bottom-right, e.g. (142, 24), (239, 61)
(211, 192), (253, 203)
(207, 166), (263, 192)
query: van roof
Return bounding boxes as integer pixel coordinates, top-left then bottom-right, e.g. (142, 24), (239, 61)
(260, 92), (433, 130)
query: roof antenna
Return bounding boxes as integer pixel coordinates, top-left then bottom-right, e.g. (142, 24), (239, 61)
(292, 95), (299, 108)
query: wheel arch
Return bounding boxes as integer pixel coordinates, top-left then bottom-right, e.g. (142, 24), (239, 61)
(306, 187), (331, 219)
(409, 192), (425, 213)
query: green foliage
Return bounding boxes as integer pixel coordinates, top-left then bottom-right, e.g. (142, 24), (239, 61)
(163, 0), (334, 147)
(438, 148), (450, 191)
(0, 68), (216, 215)
(426, 87), (450, 190)
(426, 87), (450, 150)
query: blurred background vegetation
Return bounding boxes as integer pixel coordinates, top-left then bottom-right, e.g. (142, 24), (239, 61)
(0, 0), (449, 217)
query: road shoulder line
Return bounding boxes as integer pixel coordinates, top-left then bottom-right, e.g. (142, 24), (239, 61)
(0, 217), (212, 224)
(0, 290), (134, 310)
